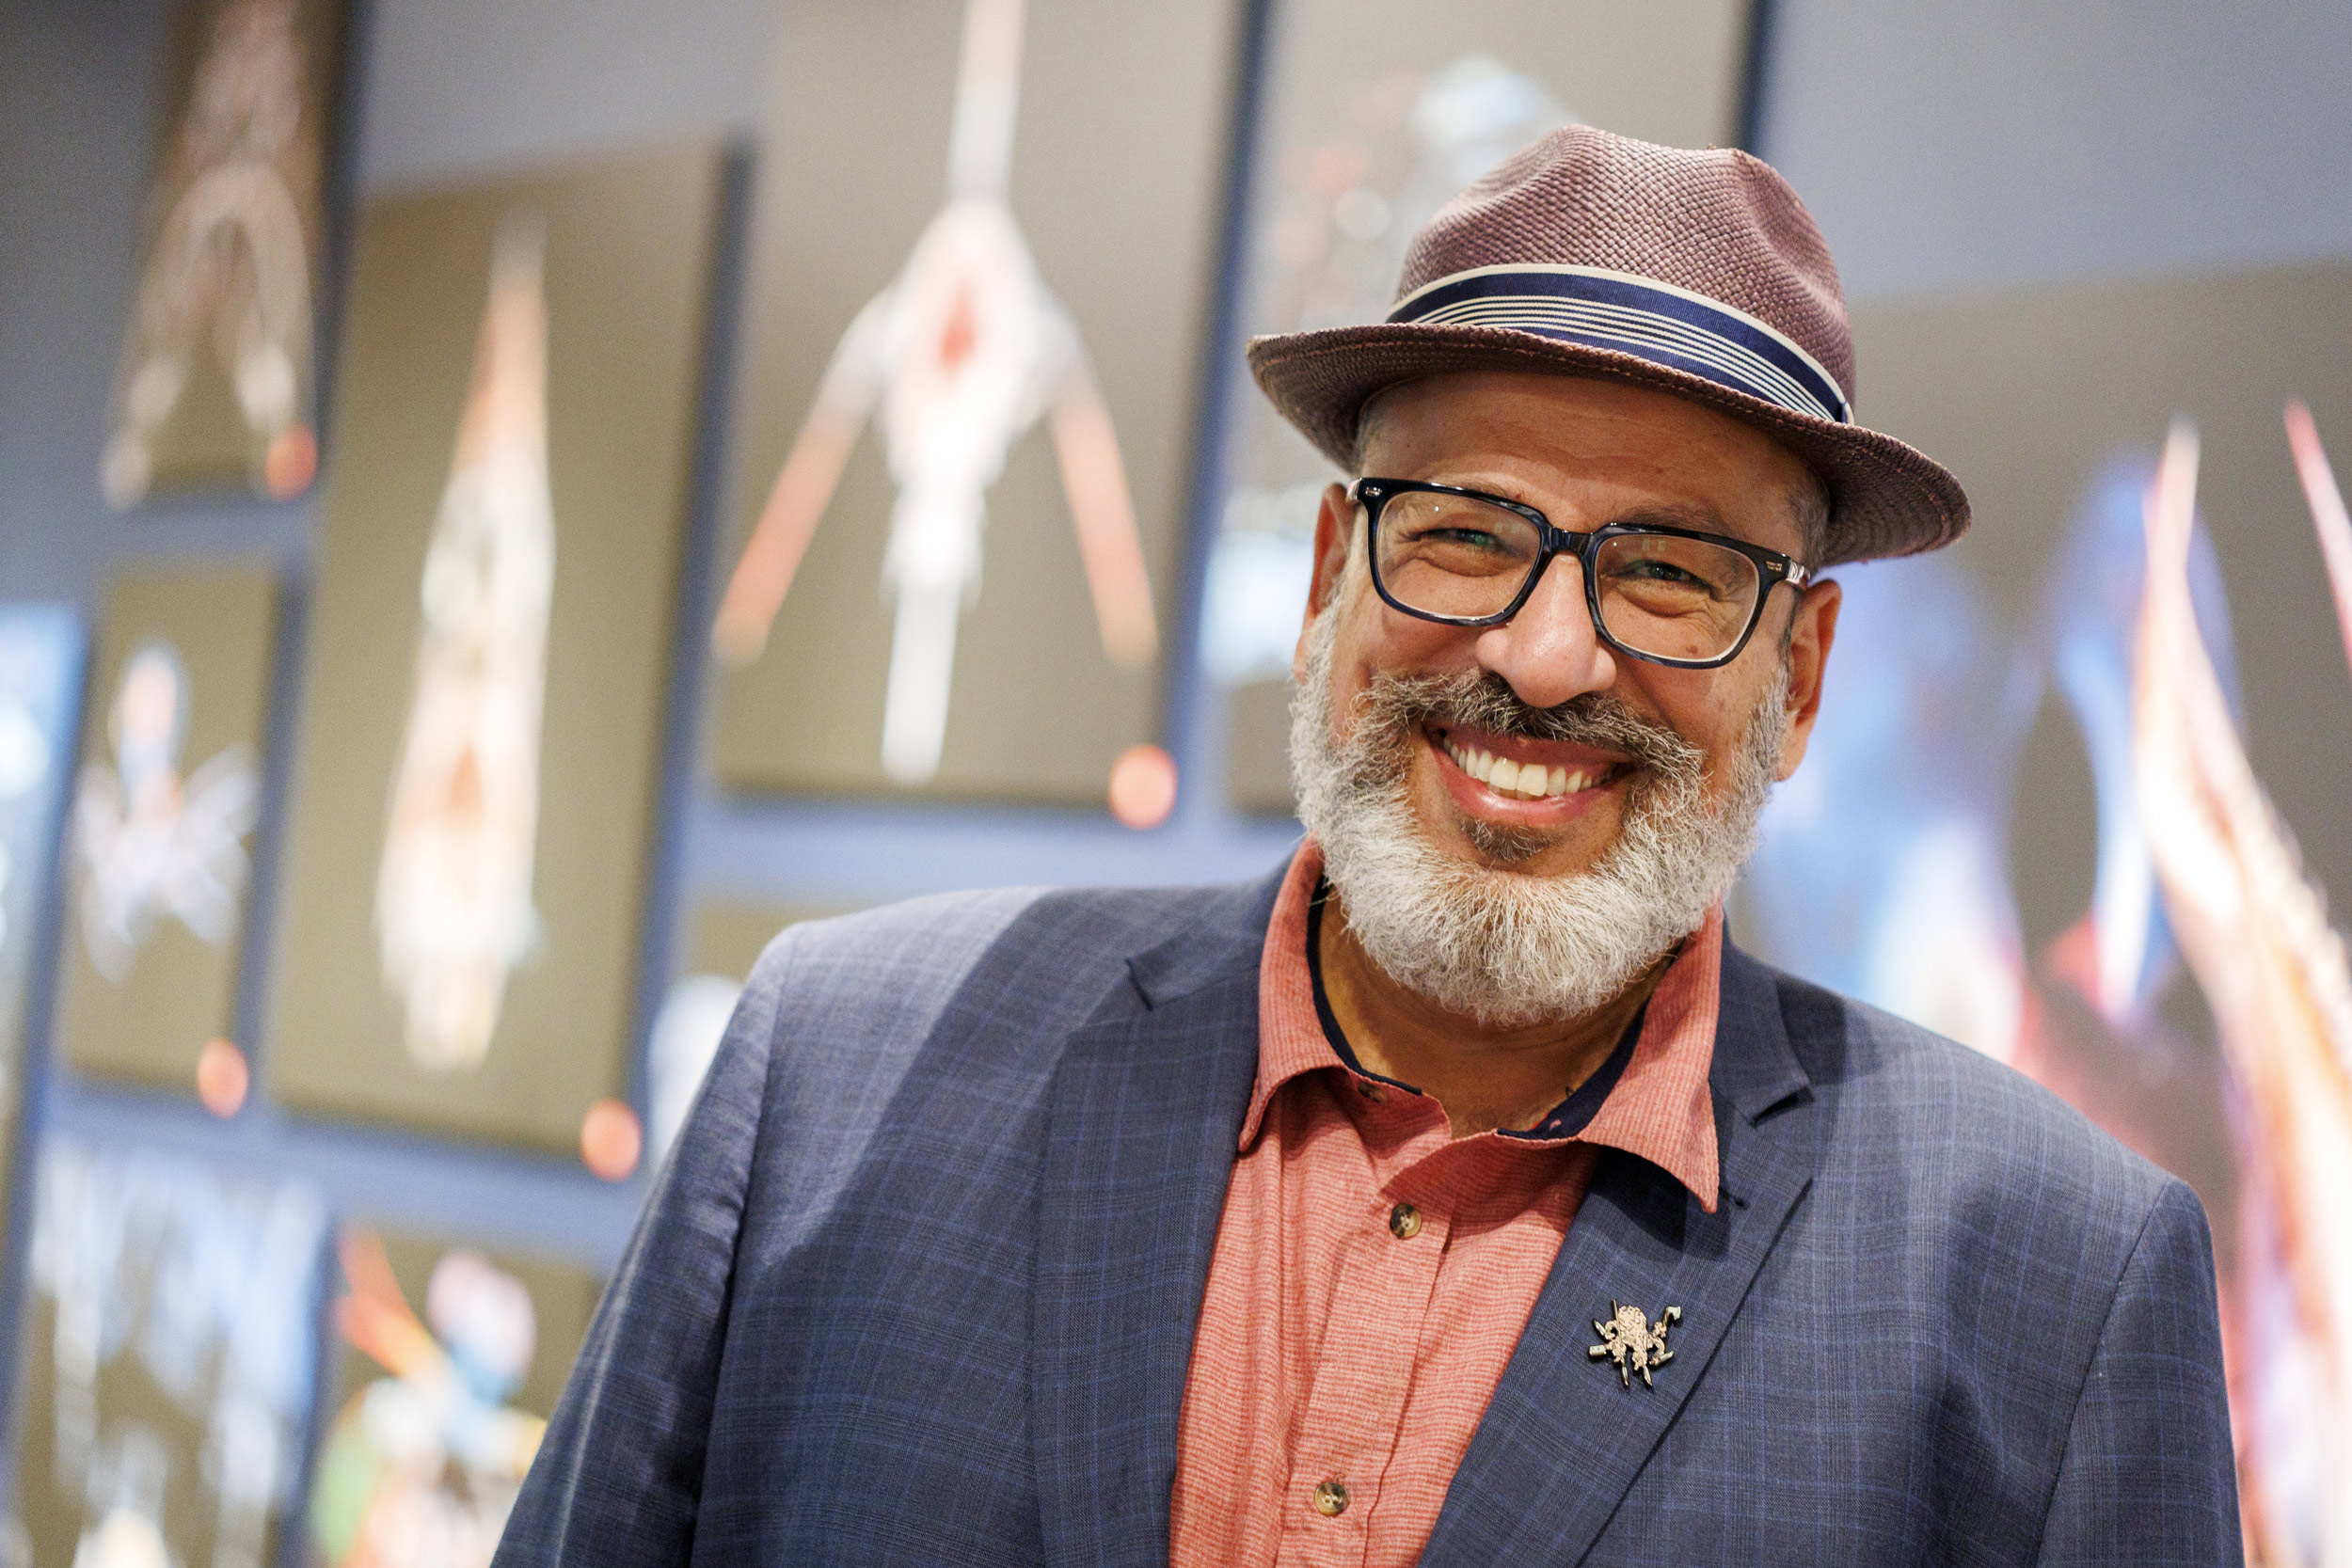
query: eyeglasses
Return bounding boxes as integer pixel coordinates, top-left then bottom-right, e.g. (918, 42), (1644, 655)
(1352, 477), (1813, 670)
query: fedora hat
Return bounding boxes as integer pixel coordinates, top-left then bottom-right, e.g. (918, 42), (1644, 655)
(1248, 125), (1967, 564)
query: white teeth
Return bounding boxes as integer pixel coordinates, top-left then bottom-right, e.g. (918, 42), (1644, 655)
(1442, 736), (1614, 800)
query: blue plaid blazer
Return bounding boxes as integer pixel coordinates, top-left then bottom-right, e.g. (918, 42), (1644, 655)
(493, 871), (2240, 1565)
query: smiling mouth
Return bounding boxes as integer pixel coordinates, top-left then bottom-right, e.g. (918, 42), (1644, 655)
(1433, 727), (1628, 802)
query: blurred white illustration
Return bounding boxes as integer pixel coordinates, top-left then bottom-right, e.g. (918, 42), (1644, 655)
(310, 1233), (548, 1568)
(72, 638), (261, 982)
(9, 1140), (326, 1568)
(645, 973), (741, 1171)
(375, 214), (553, 1070)
(102, 0), (320, 507)
(0, 659), (63, 962)
(712, 0), (1156, 785)
(0, 609), (83, 1190)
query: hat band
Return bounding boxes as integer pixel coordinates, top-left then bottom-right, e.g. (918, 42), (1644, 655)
(1386, 263), (1852, 426)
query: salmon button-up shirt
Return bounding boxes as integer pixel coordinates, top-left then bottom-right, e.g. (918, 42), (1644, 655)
(1169, 842), (1724, 1568)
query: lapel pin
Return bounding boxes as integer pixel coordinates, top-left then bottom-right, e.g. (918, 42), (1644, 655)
(1588, 1302), (1681, 1388)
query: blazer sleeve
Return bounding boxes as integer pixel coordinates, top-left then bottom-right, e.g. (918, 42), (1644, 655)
(2034, 1178), (2244, 1567)
(490, 934), (792, 1568)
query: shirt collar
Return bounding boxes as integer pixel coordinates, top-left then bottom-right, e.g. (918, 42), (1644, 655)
(1247, 839), (1724, 1212)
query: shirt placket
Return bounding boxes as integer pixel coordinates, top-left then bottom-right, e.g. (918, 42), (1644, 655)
(1276, 1091), (1452, 1566)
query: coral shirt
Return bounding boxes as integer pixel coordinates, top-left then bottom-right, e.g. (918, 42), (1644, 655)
(1168, 842), (1724, 1568)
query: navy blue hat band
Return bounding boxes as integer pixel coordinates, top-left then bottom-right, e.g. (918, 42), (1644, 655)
(1387, 263), (1853, 427)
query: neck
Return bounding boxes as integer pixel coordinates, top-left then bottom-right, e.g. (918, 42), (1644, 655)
(1316, 888), (1671, 1138)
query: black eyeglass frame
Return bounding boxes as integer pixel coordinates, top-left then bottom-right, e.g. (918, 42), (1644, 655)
(1350, 476), (1815, 671)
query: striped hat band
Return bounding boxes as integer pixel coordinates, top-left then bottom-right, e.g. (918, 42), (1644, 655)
(1386, 263), (1853, 428)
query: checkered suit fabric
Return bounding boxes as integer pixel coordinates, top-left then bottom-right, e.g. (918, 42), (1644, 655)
(491, 873), (2239, 1566)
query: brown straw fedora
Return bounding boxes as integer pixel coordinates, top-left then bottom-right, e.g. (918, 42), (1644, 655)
(1248, 125), (1968, 564)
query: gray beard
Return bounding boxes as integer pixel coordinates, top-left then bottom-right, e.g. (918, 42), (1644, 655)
(1288, 606), (1789, 1029)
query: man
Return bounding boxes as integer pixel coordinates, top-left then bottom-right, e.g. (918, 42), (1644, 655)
(496, 127), (2239, 1565)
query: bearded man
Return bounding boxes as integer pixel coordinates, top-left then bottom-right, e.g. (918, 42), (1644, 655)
(495, 128), (2239, 1566)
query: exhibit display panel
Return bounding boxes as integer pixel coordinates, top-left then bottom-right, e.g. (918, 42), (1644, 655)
(56, 568), (276, 1096)
(0, 608), (84, 1238)
(5, 1138), (329, 1568)
(709, 0), (1246, 805)
(99, 0), (348, 509)
(307, 1227), (600, 1568)
(1205, 0), (1755, 815)
(267, 146), (724, 1153)
(1734, 262), (2352, 1566)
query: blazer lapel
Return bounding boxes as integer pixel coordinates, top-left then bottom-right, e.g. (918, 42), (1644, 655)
(1422, 943), (1820, 1566)
(1031, 873), (1279, 1568)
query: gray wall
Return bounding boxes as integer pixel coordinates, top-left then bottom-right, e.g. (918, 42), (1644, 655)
(1759, 0), (2352, 302)
(358, 0), (774, 190)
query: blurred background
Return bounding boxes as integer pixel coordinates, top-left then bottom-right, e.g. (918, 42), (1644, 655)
(3, 0), (2350, 1562)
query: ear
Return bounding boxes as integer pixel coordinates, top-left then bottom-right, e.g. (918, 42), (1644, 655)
(1772, 577), (1841, 781)
(1291, 483), (1357, 683)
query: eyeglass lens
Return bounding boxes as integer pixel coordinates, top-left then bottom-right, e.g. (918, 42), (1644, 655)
(1371, 489), (1763, 663)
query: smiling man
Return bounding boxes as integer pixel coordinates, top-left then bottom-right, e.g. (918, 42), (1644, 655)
(495, 128), (2240, 1567)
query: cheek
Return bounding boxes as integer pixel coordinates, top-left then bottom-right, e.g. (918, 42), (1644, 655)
(1335, 573), (1485, 681)
(1617, 666), (1756, 774)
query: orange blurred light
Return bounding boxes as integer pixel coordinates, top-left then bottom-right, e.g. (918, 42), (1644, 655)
(1108, 744), (1178, 830)
(580, 1099), (643, 1181)
(196, 1037), (248, 1117)
(262, 423), (317, 499)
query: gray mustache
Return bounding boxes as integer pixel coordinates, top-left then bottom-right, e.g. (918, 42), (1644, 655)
(1351, 669), (1704, 781)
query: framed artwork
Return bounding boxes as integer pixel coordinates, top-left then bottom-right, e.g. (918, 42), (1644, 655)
(6, 1137), (329, 1568)
(56, 568), (277, 1095)
(707, 0), (1246, 805)
(1839, 262), (2352, 944)
(266, 146), (727, 1153)
(1203, 0), (1756, 814)
(0, 605), (86, 1236)
(644, 900), (850, 1169)
(100, 0), (349, 509)
(306, 1227), (601, 1568)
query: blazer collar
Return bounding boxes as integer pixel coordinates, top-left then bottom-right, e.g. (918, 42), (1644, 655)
(1031, 864), (1281, 1568)
(1122, 862), (1290, 1008)
(1421, 938), (1822, 1566)
(1712, 939), (1813, 1123)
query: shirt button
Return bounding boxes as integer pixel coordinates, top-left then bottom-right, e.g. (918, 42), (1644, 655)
(1311, 1479), (1349, 1516)
(1388, 1202), (1422, 1240)
(1353, 1079), (1387, 1103)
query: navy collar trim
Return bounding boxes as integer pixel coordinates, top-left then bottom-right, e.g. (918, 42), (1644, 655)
(1304, 881), (1641, 1141)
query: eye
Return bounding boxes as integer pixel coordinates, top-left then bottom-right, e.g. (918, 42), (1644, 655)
(1613, 557), (1706, 587)
(1419, 525), (1512, 552)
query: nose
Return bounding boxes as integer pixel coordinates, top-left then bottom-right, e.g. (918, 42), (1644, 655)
(1472, 553), (1616, 709)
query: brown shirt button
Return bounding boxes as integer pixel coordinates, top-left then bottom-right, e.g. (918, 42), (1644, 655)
(1389, 1202), (1422, 1240)
(1311, 1479), (1349, 1516)
(1353, 1078), (1388, 1103)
